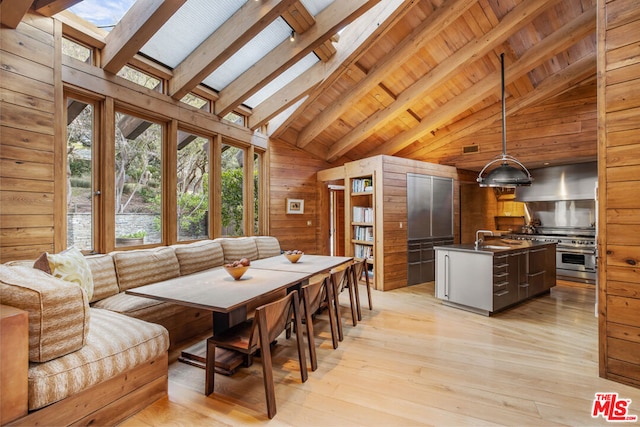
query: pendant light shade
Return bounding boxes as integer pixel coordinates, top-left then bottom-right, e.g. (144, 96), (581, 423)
(477, 53), (532, 188)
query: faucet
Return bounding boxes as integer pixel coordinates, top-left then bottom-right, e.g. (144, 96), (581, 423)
(475, 230), (494, 250)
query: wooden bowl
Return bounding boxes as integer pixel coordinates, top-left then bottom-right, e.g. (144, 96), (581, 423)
(224, 265), (249, 280)
(284, 252), (303, 263)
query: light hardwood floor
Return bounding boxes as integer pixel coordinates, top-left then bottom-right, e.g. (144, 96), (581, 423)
(121, 281), (640, 426)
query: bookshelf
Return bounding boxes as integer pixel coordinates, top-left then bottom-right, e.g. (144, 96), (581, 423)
(349, 176), (375, 284)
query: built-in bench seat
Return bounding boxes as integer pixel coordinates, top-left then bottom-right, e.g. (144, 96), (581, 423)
(0, 235), (284, 426)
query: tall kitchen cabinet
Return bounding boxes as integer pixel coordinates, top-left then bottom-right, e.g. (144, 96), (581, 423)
(319, 155), (458, 292)
(407, 174), (454, 285)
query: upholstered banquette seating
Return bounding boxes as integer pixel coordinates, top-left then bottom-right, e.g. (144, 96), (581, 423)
(0, 236), (282, 426)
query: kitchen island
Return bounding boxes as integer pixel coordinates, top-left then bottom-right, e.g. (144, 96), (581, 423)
(435, 239), (556, 315)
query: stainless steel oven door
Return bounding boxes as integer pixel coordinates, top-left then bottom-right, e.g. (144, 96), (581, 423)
(556, 246), (596, 283)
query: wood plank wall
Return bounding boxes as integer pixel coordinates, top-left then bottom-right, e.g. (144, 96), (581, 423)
(598, 0), (640, 388)
(425, 81), (598, 171)
(0, 14), (58, 262)
(268, 139), (333, 254)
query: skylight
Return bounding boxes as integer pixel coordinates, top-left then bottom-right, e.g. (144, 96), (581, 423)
(68, 0), (136, 30)
(203, 17), (293, 92)
(244, 53), (319, 108)
(66, 0), (340, 114)
(140, 0), (246, 68)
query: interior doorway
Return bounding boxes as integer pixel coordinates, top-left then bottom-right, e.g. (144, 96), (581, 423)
(329, 185), (345, 256)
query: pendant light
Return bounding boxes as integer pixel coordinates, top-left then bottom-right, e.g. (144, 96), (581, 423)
(477, 53), (532, 188)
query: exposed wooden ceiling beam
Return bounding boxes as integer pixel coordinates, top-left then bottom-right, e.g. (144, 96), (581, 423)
(281, 1), (315, 33)
(55, 10), (108, 48)
(295, 0), (475, 149)
(214, 0), (380, 118)
(267, 0), (417, 140)
(370, 14), (595, 162)
(411, 63), (596, 165)
(257, 1), (411, 132)
(1, 0), (33, 28)
(281, 1), (337, 61)
(248, 66), (322, 130)
(169, 0), (298, 101)
(367, 8), (596, 160)
(433, 73), (597, 170)
(325, 0), (562, 162)
(32, 0), (82, 17)
(314, 39), (336, 62)
(102, 0), (185, 74)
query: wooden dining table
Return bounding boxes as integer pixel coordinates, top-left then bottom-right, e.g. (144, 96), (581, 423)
(125, 254), (353, 385)
(250, 254), (353, 275)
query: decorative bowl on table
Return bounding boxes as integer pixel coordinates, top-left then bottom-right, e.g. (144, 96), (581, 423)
(284, 250), (303, 263)
(223, 259), (250, 280)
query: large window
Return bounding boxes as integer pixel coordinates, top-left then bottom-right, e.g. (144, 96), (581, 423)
(64, 92), (264, 250)
(66, 96), (97, 252)
(114, 111), (163, 247)
(254, 152), (261, 234)
(221, 143), (245, 236)
(177, 130), (210, 241)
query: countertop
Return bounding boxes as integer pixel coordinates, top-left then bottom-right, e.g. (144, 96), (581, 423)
(434, 239), (556, 255)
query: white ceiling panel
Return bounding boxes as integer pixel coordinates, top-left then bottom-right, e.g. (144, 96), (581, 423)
(202, 17), (293, 92)
(244, 52), (319, 108)
(140, 0), (246, 68)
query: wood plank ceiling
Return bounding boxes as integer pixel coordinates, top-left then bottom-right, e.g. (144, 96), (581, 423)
(15, 0), (597, 172)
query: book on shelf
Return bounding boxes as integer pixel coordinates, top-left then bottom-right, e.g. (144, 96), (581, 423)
(353, 225), (373, 241)
(352, 178), (373, 193)
(352, 206), (374, 223)
(354, 243), (373, 259)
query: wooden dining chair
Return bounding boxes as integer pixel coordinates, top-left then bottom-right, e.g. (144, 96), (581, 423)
(330, 266), (356, 342)
(350, 258), (373, 321)
(205, 290), (308, 419)
(301, 275), (339, 371)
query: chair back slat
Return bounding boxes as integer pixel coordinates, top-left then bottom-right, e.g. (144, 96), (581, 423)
(302, 277), (327, 315)
(330, 268), (348, 293)
(255, 291), (295, 346)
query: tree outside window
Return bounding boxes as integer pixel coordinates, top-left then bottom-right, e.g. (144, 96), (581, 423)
(177, 131), (209, 241)
(114, 111), (163, 246)
(221, 144), (244, 236)
(66, 97), (94, 251)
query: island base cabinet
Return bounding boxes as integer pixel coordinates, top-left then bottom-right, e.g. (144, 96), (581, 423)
(435, 243), (556, 315)
(435, 249), (493, 313)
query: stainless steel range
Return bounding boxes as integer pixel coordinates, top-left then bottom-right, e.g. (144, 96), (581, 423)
(509, 229), (596, 284)
(511, 162), (598, 285)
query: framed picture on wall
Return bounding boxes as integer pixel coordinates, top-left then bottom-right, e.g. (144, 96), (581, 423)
(286, 199), (304, 214)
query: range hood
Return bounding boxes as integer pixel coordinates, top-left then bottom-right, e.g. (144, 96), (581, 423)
(515, 162), (597, 202)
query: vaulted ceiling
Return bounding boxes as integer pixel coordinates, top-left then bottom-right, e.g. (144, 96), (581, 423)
(7, 0), (597, 171)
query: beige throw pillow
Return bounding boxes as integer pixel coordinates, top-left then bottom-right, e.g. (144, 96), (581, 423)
(47, 247), (95, 301)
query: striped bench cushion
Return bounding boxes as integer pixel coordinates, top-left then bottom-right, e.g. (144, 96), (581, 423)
(91, 292), (166, 319)
(215, 237), (259, 264)
(111, 247), (180, 292)
(0, 265), (90, 363)
(85, 254), (120, 303)
(171, 240), (224, 275)
(254, 236), (282, 259)
(28, 308), (169, 410)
